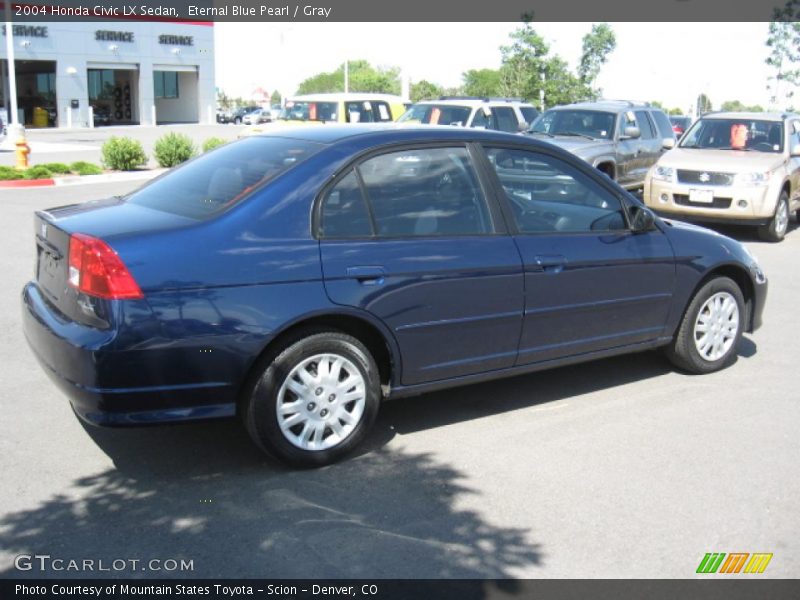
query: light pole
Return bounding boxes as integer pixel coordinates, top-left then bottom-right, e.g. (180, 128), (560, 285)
(4, 5), (23, 138)
(539, 71), (545, 112)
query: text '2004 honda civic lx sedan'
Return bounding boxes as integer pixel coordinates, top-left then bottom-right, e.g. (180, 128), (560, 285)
(22, 125), (768, 466)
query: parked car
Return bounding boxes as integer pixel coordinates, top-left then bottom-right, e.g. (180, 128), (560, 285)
(398, 96), (538, 133)
(227, 106), (260, 125)
(527, 100), (676, 190)
(644, 111), (800, 242)
(23, 125), (767, 467)
(239, 93), (407, 136)
(216, 110), (233, 124)
(669, 115), (692, 138)
(242, 108), (273, 126)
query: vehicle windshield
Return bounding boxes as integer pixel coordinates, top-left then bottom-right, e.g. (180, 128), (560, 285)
(126, 137), (322, 219)
(278, 101), (339, 122)
(530, 109), (616, 140)
(397, 104), (472, 126)
(680, 118), (784, 152)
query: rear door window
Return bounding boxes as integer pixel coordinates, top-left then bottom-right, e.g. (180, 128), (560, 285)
(357, 147), (493, 237)
(127, 137), (321, 219)
(634, 110), (656, 139)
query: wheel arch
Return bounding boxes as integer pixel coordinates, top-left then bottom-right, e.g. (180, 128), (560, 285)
(236, 309), (400, 412)
(684, 263), (756, 334)
(593, 158), (616, 179)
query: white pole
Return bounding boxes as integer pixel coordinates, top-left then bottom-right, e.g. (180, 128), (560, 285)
(4, 13), (20, 128)
(151, 104), (156, 126)
(88, 105), (94, 128)
(66, 105), (72, 128)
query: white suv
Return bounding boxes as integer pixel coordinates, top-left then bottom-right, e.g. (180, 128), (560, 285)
(398, 97), (539, 133)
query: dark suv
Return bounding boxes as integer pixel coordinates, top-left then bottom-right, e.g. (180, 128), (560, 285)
(527, 100), (676, 190)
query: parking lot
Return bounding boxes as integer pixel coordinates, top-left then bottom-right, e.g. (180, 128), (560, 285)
(0, 178), (798, 579)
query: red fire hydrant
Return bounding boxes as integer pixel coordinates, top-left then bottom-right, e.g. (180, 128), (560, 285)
(15, 136), (31, 170)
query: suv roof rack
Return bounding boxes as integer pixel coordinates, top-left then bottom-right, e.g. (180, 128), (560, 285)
(588, 99), (652, 107)
(438, 96), (526, 102)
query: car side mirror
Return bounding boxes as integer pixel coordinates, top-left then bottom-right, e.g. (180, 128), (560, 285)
(621, 126), (641, 140)
(791, 144), (800, 157)
(630, 205), (656, 232)
(517, 121), (528, 132)
(662, 138), (676, 150)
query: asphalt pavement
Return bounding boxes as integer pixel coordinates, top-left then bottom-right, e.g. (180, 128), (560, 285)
(0, 180), (798, 579)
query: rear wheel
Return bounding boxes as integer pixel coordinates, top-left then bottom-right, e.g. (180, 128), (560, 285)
(665, 277), (744, 374)
(758, 191), (789, 242)
(244, 332), (381, 467)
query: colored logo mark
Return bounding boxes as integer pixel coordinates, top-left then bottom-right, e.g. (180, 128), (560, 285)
(696, 552), (773, 574)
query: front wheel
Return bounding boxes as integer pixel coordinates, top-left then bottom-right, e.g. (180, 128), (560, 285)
(665, 277), (745, 374)
(758, 191), (789, 242)
(244, 332), (381, 467)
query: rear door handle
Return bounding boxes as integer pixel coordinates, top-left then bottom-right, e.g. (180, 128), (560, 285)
(346, 266), (386, 285)
(531, 255), (566, 274)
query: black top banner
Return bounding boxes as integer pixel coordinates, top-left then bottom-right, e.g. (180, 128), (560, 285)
(0, 0), (797, 22)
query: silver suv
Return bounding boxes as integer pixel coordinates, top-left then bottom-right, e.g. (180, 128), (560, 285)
(527, 100), (676, 190)
(398, 96), (539, 133)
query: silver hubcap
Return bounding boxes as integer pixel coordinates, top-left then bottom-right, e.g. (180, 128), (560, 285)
(276, 353), (366, 451)
(693, 292), (739, 362)
(775, 200), (789, 235)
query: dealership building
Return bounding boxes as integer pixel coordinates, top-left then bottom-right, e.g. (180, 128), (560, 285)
(0, 20), (215, 128)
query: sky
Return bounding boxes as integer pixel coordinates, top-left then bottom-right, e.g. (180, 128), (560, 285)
(214, 22), (778, 114)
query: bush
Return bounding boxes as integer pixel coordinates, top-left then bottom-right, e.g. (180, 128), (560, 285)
(0, 166), (24, 181)
(70, 161), (103, 176)
(202, 137), (227, 153)
(153, 132), (196, 168)
(101, 136), (147, 171)
(23, 165), (54, 180)
(41, 162), (72, 175)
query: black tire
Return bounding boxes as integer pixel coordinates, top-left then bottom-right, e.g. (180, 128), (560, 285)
(665, 276), (745, 374)
(243, 331), (381, 467)
(758, 190), (789, 242)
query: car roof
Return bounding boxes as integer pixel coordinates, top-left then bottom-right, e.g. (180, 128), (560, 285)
(414, 97), (533, 107)
(288, 92), (405, 103)
(251, 123), (532, 145)
(550, 101), (656, 113)
(700, 111), (790, 122)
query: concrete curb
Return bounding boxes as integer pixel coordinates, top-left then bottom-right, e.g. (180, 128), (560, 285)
(0, 168), (167, 190)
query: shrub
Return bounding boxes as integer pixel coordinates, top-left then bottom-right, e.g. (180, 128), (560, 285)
(70, 161), (104, 176)
(153, 132), (197, 168)
(101, 136), (147, 171)
(41, 162), (72, 174)
(23, 165), (54, 180)
(202, 137), (227, 153)
(0, 166), (24, 181)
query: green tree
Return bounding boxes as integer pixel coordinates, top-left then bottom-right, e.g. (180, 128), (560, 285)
(216, 89), (232, 110)
(498, 20), (591, 108)
(410, 80), (444, 102)
(270, 90), (282, 105)
(766, 1), (800, 108)
(697, 93), (713, 114)
(578, 23), (617, 99)
(296, 60), (401, 95)
(649, 100), (665, 109)
(668, 107), (685, 116)
(462, 69), (502, 98)
(720, 100), (765, 112)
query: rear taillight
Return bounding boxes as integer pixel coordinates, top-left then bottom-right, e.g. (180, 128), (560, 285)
(68, 233), (143, 299)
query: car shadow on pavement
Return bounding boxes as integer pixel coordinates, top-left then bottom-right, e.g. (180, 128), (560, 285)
(0, 424), (541, 582)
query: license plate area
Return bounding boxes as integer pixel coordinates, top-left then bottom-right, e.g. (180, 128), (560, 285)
(689, 189), (714, 204)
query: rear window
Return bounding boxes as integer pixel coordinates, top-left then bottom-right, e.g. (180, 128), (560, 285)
(650, 110), (675, 139)
(398, 104), (472, 126)
(126, 137), (321, 219)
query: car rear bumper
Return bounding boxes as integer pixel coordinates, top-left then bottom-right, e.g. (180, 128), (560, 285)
(22, 282), (237, 426)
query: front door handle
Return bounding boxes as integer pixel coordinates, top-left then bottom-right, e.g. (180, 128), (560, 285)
(346, 266), (386, 285)
(531, 255), (566, 274)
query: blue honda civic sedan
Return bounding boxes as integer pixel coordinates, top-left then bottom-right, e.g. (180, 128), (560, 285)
(22, 125), (767, 466)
